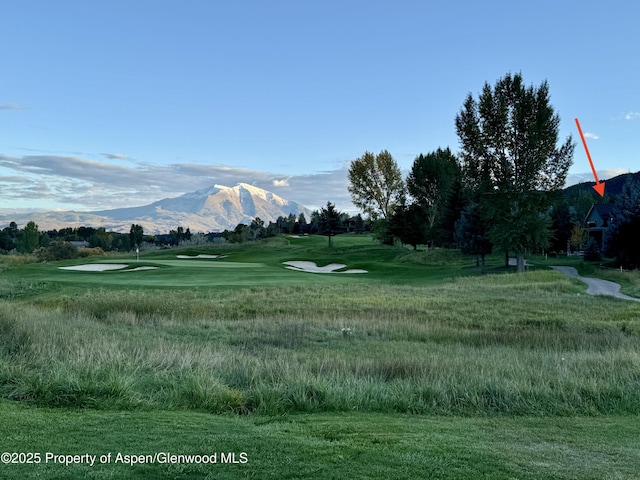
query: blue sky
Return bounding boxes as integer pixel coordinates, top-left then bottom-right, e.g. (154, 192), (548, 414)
(1, 0), (638, 214)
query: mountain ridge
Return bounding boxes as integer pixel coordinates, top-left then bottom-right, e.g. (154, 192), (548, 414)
(564, 171), (640, 201)
(0, 183), (312, 234)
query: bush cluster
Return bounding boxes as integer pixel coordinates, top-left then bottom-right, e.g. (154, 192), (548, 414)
(35, 241), (79, 262)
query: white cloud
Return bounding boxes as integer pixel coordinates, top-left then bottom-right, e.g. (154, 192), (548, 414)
(0, 154), (352, 212)
(0, 103), (24, 111)
(102, 153), (130, 160)
(272, 178), (290, 187)
(584, 132), (599, 140)
(624, 111), (640, 120)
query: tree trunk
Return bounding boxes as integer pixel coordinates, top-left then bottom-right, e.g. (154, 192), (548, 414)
(505, 249), (509, 268)
(516, 252), (525, 273)
(481, 253), (486, 274)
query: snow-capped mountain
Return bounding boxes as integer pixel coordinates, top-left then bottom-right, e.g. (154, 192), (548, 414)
(0, 183), (312, 234)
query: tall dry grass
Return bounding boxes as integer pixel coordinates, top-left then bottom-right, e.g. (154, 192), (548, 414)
(1, 271), (639, 415)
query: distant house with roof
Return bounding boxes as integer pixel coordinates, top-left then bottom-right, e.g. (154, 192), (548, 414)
(584, 203), (618, 250)
(69, 240), (91, 249)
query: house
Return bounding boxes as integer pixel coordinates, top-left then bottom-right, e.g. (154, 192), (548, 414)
(69, 240), (91, 249)
(584, 203), (618, 250)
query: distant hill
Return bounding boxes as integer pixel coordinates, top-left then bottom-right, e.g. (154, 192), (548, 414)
(564, 171), (640, 202)
(0, 183), (312, 234)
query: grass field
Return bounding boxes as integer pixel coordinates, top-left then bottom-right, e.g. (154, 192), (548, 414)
(1, 234), (639, 479)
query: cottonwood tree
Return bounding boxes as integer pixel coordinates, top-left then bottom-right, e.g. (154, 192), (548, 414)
(20, 221), (40, 254)
(348, 150), (404, 221)
(249, 217), (266, 240)
(406, 148), (460, 248)
(455, 72), (574, 272)
(88, 227), (113, 250)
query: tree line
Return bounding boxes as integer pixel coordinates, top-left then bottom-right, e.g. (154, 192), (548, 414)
(345, 72), (640, 271)
(220, 210), (367, 245)
(0, 222), (132, 255)
(349, 72), (576, 272)
(0, 222), (204, 259)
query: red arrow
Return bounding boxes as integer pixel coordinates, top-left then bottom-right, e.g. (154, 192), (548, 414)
(575, 118), (605, 197)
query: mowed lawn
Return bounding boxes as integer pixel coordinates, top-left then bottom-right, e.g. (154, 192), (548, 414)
(1, 235), (640, 479)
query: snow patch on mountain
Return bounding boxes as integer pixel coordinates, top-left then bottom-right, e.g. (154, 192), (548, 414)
(0, 183), (312, 234)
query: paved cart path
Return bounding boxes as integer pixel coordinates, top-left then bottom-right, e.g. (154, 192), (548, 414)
(551, 266), (640, 302)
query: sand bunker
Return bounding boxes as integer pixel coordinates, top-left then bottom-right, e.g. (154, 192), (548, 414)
(283, 261), (367, 274)
(59, 264), (158, 272)
(176, 254), (227, 259)
(59, 264), (129, 272)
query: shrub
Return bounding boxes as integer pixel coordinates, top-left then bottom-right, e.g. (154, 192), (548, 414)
(35, 241), (79, 262)
(583, 237), (601, 262)
(78, 247), (105, 258)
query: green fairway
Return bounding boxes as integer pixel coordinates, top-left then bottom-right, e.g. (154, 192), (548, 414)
(1, 235), (640, 478)
(3, 235), (473, 288)
(1, 401), (639, 480)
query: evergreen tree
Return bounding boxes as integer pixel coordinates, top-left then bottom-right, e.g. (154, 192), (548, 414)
(319, 202), (343, 247)
(550, 200), (573, 253)
(455, 202), (493, 272)
(353, 214), (365, 234)
(129, 224), (144, 249)
(605, 178), (640, 268)
(389, 202), (427, 250)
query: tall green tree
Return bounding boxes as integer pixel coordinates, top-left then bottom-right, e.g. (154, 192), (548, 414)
(249, 217), (266, 240)
(88, 227), (113, 250)
(455, 72), (574, 272)
(170, 226), (185, 245)
(455, 202), (492, 273)
(129, 224), (144, 249)
(389, 201), (427, 250)
(439, 174), (467, 247)
(353, 214), (365, 234)
(406, 147), (460, 248)
(298, 213), (307, 225)
(319, 201), (343, 247)
(348, 150), (404, 221)
(20, 221), (40, 254)
(550, 200), (573, 253)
